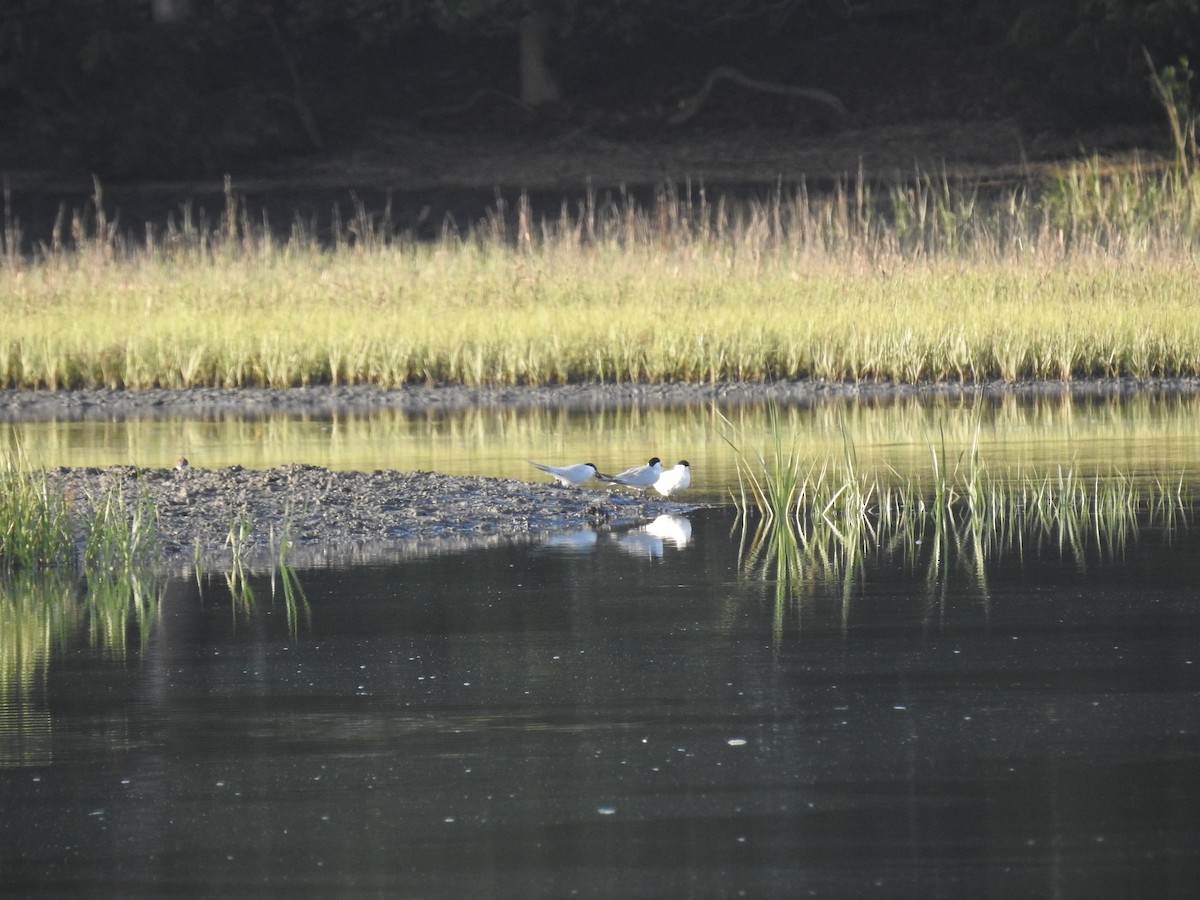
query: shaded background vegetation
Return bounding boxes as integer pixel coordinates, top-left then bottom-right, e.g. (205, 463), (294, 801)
(0, 0), (1197, 179)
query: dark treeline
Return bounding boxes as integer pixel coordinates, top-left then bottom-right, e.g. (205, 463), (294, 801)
(0, 0), (1197, 179)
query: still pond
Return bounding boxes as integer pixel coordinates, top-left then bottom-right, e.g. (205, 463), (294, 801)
(2, 392), (1199, 898)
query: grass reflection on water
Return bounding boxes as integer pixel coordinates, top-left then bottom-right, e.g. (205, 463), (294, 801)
(4, 390), (1200, 498)
(3, 390), (1200, 734)
(727, 405), (1195, 640)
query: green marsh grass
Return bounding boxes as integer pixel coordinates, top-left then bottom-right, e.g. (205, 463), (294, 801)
(81, 479), (162, 576)
(269, 507), (309, 638)
(184, 503), (306, 635)
(3, 161), (1200, 390)
(2, 449), (165, 664)
(223, 507), (255, 610)
(1, 449), (74, 573)
(75, 483), (163, 656)
(723, 408), (1194, 622)
(1, 448), (305, 681)
(1, 460), (165, 730)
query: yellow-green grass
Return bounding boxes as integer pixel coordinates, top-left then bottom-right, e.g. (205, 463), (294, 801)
(727, 413), (1194, 610)
(3, 164), (1200, 389)
(1, 450), (164, 707)
(1, 448), (74, 573)
(735, 454), (1192, 615)
(1, 446), (163, 581)
(1, 447), (304, 701)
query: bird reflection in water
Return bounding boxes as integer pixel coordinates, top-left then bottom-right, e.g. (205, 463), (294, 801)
(613, 514), (693, 559)
(542, 530), (600, 552)
(541, 515), (693, 559)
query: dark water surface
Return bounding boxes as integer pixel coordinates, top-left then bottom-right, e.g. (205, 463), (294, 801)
(3, 507), (1199, 898)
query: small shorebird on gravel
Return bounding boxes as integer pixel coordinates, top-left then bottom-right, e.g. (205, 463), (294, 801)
(653, 460), (691, 498)
(599, 457), (662, 491)
(528, 460), (603, 487)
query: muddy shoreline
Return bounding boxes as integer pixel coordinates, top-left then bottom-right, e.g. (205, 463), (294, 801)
(5, 377), (1200, 422)
(50, 462), (693, 571)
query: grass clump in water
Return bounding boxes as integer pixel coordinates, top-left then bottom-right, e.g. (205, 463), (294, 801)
(2, 450), (310, 709)
(1, 449), (75, 575)
(1, 450), (165, 711)
(723, 409), (1194, 615)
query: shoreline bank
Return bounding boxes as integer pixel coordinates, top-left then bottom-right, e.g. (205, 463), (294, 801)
(6, 377), (1200, 423)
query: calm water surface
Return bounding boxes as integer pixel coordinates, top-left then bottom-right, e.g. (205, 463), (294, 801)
(2, 395), (1200, 898)
(7, 392), (1200, 496)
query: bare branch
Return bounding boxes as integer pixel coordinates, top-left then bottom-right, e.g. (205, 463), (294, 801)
(668, 65), (846, 125)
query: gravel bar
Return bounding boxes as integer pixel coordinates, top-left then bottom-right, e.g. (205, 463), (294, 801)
(50, 463), (693, 570)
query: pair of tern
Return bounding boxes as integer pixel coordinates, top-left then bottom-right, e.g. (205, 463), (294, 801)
(528, 457), (691, 498)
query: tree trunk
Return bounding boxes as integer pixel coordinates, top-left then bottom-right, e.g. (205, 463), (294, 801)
(518, 10), (561, 107)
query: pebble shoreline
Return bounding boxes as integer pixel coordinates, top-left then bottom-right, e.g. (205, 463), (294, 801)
(50, 463), (692, 570)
